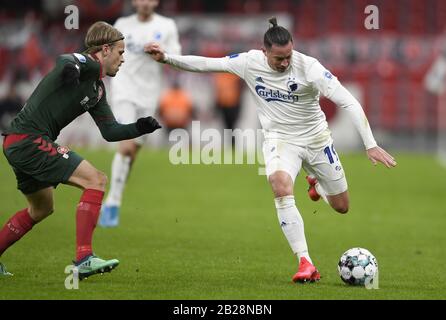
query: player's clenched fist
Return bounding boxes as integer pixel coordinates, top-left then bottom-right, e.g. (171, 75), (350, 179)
(136, 116), (162, 134)
(144, 42), (165, 62)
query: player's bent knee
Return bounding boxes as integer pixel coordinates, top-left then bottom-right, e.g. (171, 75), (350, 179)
(328, 192), (349, 214)
(332, 201), (349, 214)
(30, 206), (54, 222)
(95, 171), (108, 190)
(335, 205), (349, 214)
(84, 171), (108, 191)
(269, 175), (293, 198)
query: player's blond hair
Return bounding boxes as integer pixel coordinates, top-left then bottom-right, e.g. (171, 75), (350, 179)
(84, 21), (124, 54)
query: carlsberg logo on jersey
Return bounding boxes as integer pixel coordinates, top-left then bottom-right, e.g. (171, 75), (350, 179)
(255, 85), (299, 103)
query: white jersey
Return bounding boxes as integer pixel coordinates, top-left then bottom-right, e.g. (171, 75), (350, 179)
(164, 50), (376, 150)
(223, 50), (338, 147)
(111, 13), (181, 109)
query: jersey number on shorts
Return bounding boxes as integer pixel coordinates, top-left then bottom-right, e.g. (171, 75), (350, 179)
(324, 144), (339, 164)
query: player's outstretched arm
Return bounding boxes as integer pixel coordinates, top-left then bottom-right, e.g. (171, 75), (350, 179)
(328, 84), (397, 168)
(94, 115), (161, 142)
(145, 42), (245, 75)
(89, 87), (161, 142)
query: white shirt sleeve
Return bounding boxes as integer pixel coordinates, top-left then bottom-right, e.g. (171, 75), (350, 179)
(164, 52), (248, 79)
(329, 84), (377, 150)
(307, 60), (341, 99)
(165, 20), (181, 55)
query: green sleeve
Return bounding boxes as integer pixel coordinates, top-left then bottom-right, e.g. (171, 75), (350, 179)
(88, 85), (141, 142)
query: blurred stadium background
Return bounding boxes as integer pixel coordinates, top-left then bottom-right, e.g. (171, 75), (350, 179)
(1, 0), (446, 300)
(1, 0), (445, 155)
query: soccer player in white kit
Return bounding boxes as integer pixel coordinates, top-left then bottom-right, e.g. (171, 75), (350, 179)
(146, 18), (397, 282)
(100, 0), (181, 227)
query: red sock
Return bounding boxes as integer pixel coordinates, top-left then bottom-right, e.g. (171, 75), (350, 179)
(0, 208), (36, 257)
(76, 189), (104, 262)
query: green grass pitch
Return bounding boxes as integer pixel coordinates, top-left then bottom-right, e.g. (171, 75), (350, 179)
(0, 149), (445, 299)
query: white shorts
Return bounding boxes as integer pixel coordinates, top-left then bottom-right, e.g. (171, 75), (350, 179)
(262, 138), (348, 196)
(112, 100), (157, 145)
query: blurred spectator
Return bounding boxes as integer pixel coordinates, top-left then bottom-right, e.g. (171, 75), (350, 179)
(158, 79), (194, 135)
(214, 72), (242, 131)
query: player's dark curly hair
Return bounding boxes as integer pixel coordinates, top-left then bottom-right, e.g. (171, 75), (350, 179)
(263, 17), (293, 50)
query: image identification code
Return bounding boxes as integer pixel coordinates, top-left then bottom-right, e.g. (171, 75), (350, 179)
(172, 304), (272, 317)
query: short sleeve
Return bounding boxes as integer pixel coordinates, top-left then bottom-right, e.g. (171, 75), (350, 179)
(307, 60), (340, 98)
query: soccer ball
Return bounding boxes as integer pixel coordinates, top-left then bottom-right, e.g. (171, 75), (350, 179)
(337, 247), (378, 286)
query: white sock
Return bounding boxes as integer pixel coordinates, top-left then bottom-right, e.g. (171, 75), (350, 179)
(274, 196), (312, 264)
(315, 182), (329, 204)
(104, 153), (131, 206)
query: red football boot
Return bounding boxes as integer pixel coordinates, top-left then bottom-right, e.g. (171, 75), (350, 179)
(292, 257), (321, 283)
(306, 175), (321, 201)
